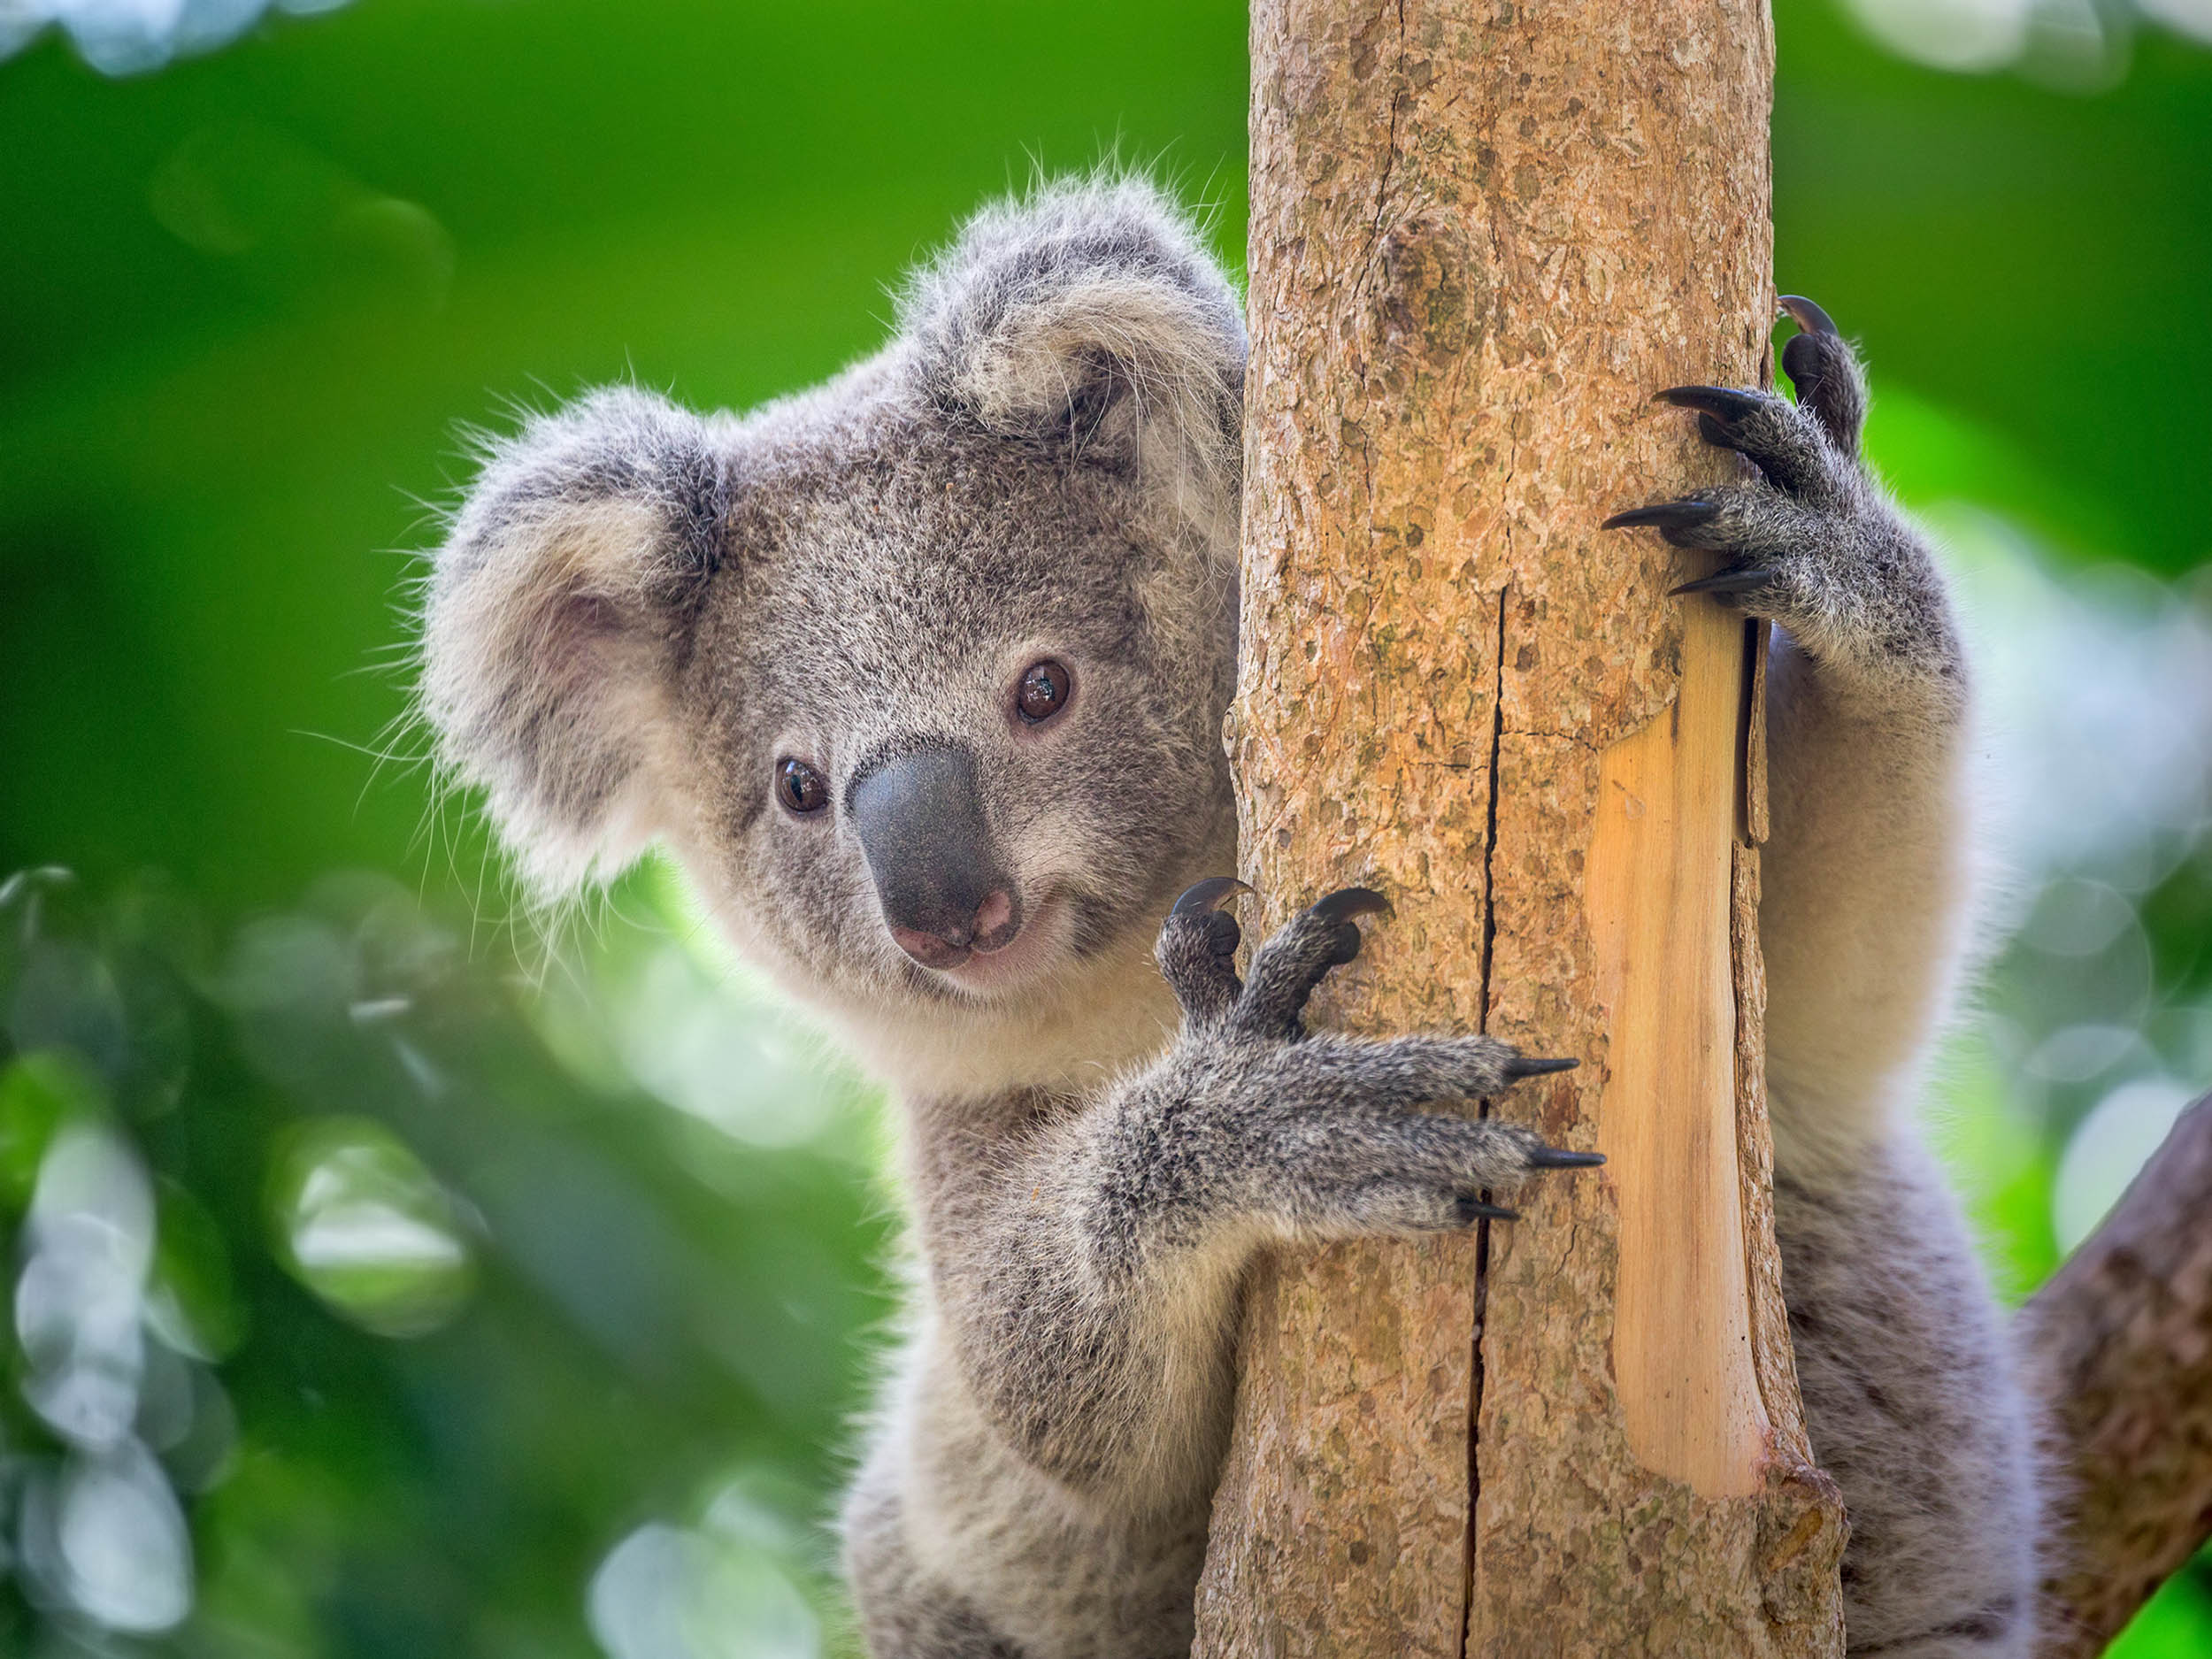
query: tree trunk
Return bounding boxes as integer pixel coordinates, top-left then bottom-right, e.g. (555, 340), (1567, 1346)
(1193, 3), (1848, 1654)
(2024, 1091), (2212, 1659)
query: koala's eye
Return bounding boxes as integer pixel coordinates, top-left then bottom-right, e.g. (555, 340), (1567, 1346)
(1016, 659), (1072, 725)
(776, 758), (829, 815)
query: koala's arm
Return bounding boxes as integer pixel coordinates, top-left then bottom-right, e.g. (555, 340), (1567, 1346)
(1609, 305), (2041, 1656)
(1762, 625), (1970, 1141)
(906, 889), (1592, 1509)
(1608, 303), (1973, 1146)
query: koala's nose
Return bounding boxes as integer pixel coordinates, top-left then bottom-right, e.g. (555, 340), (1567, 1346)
(848, 745), (1024, 969)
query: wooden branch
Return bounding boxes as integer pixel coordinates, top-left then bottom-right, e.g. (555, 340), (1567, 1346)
(1193, 1), (1847, 1652)
(2025, 1092), (2212, 1658)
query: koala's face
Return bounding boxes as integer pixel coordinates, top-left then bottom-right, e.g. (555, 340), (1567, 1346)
(418, 180), (1246, 1026)
(666, 399), (1237, 1012)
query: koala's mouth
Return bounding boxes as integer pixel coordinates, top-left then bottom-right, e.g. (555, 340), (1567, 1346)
(925, 890), (1072, 998)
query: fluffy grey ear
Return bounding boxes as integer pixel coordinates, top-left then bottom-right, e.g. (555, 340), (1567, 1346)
(899, 177), (1247, 536)
(418, 386), (727, 895)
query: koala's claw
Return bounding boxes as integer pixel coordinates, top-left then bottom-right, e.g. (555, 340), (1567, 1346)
(1159, 883), (1398, 1037)
(1308, 887), (1392, 925)
(1171, 875), (1252, 918)
(1654, 385), (1768, 424)
(1654, 381), (1846, 501)
(1503, 1055), (1581, 1079)
(1456, 1139), (1604, 1228)
(1778, 294), (1839, 337)
(1290, 1111), (1599, 1239)
(1601, 503), (1785, 603)
(1601, 499), (1723, 535)
(1456, 1194), (1520, 1224)
(1525, 1144), (1605, 1168)
(1311, 886), (1387, 968)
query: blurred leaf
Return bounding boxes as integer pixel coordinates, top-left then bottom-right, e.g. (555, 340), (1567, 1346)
(151, 1177), (250, 1361)
(0, 1049), (105, 1213)
(2108, 1548), (2212, 1657)
(266, 1116), (476, 1340)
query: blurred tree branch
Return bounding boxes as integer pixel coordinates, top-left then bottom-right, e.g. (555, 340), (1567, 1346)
(2025, 1091), (2212, 1657)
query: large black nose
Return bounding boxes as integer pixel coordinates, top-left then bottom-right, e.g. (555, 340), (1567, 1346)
(848, 745), (1022, 970)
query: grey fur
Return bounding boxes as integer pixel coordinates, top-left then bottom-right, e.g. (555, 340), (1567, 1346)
(414, 178), (2039, 1655)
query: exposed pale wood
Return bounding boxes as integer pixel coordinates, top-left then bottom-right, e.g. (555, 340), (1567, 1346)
(1584, 596), (1767, 1499)
(1194, 0), (1847, 1652)
(1744, 621), (1773, 845)
(2024, 1093), (2212, 1659)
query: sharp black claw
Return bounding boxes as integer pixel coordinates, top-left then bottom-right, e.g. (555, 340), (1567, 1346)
(1309, 887), (1392, 925)
(1601, 500), (1721, 533)
(1778, 295), (1839, 338)
(1670, 567), (1774, 597)
(1654, 385), (1767, 423)
(1503, 1056), (1580, 1079)
(1455, 1195), (1520, 1224)
(1172, 876), (1253, 918)
(1527, 1147), (1607, 1169)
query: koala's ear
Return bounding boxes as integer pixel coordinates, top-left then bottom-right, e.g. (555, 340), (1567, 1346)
(900, 177), (1248, 533)
(418, 386), (728, 895)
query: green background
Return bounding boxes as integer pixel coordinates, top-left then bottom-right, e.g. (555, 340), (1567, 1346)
(2, 2), (2208, 1654)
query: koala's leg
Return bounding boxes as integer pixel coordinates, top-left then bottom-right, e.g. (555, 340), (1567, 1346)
(856, 888), (1594, 1657)
(1606, 303), (2039, 1655)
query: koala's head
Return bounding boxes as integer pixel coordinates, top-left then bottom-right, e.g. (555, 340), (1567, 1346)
(418, 180), (1246, 1041)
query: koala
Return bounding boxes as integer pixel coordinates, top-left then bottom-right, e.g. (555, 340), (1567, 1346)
(415, 179), (2039, 1657)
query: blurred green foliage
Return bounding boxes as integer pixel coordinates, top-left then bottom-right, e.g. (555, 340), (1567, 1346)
(1, 1), (2208, 1654)
(0, 862), (890, 1655)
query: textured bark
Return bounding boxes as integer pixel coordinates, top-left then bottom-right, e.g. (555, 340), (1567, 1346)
(2024, 1093), (2212, 1659)
(1193, 3), (1847, 1654)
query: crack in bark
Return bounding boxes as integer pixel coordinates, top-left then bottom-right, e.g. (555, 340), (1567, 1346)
(1366, 0), (1409, 255)
(1463, 1190), (1489, 1659)
(1474, 587), (1508, 1025)
(1461, 581), (1511, 1659)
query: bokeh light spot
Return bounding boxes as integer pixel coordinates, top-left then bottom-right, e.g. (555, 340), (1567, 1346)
(2053, 1075), (2193, 1251)
(269, 1118), (476, 1338)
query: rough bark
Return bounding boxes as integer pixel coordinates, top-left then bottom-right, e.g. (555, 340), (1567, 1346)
(1192, 2), (1848, 1655)
(2024, 1092), (2212, 1659)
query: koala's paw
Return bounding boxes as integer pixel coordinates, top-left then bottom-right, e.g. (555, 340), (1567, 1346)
(1601, 298), (1956, 678)
(1155, 880), (1598, 1235)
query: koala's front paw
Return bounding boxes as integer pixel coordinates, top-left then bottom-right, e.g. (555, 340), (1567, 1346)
(1154, 880), (1597, 1236)
(1601, 298), (1957, 679)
